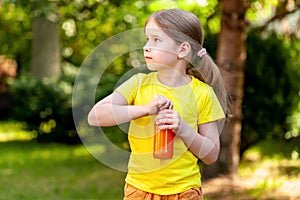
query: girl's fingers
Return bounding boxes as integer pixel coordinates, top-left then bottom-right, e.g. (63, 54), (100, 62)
(155, 112), (171, 121)
(155, 95), (172, 109)
(157, 124), (178, 132)
(156, 111), (178, 123)
(158, 109), (174, 115)
(155, 109), (180, 133)
(156, 118), (172, 125)
(160, 100), (171, 109)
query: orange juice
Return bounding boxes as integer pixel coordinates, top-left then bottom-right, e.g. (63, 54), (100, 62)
(153, 125), (174, 159)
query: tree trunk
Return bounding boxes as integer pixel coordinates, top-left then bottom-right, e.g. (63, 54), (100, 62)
(32, 1), (61, 79)
(202, 0), (248, 179)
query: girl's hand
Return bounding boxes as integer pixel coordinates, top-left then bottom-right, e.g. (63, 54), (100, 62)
(145, 95), (173, 115)
(155, 109), (181, 133)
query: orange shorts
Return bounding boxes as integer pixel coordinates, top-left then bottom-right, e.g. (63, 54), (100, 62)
(123, 183), (203, 200)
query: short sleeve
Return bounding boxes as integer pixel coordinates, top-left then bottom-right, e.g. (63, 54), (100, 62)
(114, 74), (139, 105)
(198, 86), (225, 124)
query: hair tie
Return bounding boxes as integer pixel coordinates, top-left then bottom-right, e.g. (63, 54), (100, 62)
(197, 48), (206, 58)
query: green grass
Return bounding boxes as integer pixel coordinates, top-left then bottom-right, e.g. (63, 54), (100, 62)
(238, 139), (300, 199)
(1, 121), (300, 199)
(0, 141), (126, 200)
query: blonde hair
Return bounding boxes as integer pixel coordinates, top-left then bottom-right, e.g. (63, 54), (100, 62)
(145, 9), (228, 115)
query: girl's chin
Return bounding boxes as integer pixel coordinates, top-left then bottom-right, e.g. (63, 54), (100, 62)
(146, 64), (158, 71)
(146, 63), (164, 71)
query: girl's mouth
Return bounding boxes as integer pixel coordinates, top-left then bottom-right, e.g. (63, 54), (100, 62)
(145, 56), (152, 60)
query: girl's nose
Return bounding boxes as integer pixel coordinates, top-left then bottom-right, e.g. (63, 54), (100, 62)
(143, 45), (151, 52)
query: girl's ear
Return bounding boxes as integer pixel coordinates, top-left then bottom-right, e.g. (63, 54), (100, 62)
(177, 42), (191, 59)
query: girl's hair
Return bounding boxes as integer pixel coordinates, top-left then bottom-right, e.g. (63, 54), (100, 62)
(145, 9), (228, 116)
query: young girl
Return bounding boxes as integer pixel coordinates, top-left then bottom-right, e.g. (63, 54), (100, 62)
(88, 9), (227, 200)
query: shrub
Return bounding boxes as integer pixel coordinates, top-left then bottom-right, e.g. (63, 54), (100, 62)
(242, 32), (300, 152)
(9, 67), (80, 143)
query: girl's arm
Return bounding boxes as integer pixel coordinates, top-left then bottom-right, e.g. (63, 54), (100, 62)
(156, 109), (220, 164)
(88, 92), (173, 127)
(178, 120), (220, 164)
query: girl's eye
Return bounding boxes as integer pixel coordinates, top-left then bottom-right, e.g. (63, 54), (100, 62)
(154, 38), (160, 42)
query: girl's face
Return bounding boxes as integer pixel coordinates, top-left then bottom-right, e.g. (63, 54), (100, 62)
(144, 20), (179, 71)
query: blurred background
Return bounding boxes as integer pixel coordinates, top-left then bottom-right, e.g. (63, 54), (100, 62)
(0, 0), (299, 199)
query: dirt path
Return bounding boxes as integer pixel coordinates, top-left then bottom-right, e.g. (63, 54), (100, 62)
(202, 176), (300, 200)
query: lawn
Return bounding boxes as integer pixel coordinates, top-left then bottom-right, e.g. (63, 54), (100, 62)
(0, 121), (300, 200)
(0, 140), (126, 200)
(202, 139), (300, 200)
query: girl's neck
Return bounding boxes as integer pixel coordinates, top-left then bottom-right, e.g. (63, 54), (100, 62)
(157, 70), (191, 87)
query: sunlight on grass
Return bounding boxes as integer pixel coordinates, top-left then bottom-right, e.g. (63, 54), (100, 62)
(238, 139), (300, 199)
(247, 177), (285, 198)
(0, 121), (37, 142)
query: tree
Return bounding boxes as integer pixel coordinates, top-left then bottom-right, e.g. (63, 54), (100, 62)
(202, 0), (300, 178)
(202, 0), (248, 178)
(31, 0), (61, 79)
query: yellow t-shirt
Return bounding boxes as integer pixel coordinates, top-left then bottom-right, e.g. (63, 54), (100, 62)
(115, 72), (225, 195)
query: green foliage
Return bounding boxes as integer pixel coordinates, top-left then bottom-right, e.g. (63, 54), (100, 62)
(242, 138), (299, 160)
(0, 1), (31, 67)
(284, 38), (300, 140)
(242, 32), (300, 152)
(1, 0), (299, 149)
(204, 32), (300, 154)
(0, 121), (37, 141)
(58, 0), (222, 66)
(9, 67), (79, 143)
(246, 0), (278, 26)
(58, 0), (152, 66)
(8, 60), (133, 144)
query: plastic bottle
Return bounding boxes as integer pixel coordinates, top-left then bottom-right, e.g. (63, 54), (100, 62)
(153, 123), (174, 159)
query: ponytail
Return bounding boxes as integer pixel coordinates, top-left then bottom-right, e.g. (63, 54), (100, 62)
(187, 49), (228, 116)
